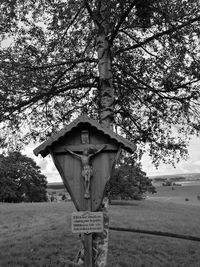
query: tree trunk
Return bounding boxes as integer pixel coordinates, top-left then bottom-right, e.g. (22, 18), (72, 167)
(96, 2), (114, 130)
(92, 2), (113, 266)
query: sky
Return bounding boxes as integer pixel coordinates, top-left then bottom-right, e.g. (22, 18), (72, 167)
(25, 136), (200, 183)
(141, 137), (200, 177)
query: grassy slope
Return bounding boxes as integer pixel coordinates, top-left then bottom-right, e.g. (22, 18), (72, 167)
(0, 199), (200, 267)
(148, 184), (200, 206)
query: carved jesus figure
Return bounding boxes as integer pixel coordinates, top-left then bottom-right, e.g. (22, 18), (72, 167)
(65, 145), (106, 199)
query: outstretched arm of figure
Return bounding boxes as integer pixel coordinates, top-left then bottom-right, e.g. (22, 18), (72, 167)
(65, 148), (81, 159)
(90, 145), (107, 159)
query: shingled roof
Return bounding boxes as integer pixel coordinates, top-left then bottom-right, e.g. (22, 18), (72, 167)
(33, 115), (136, 157)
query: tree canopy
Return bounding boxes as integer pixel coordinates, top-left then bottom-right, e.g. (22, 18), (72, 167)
(106, 155), (156, 201)
(0, 0), (200, 166)
(0, 152), (47, 202)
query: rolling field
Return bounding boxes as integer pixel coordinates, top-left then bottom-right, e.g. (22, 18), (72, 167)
(0, 186), (200, 266)
(148, 184), (200, 206)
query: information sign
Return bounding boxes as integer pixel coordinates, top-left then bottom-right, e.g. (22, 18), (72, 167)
(72, 211), (104, 234)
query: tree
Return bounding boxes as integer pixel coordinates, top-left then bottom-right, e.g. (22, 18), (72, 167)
(107, 155), (156, 201)
(0, 1), (200, 166)
(0, 152), (47, 202)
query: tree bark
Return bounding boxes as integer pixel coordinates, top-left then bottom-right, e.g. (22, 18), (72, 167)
(95, 1), (114, 130)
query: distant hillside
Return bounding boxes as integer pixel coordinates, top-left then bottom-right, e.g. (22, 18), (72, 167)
(151, 173), (200, 184)
(48, 173), (200, 189)
(47, 182), (65, 190)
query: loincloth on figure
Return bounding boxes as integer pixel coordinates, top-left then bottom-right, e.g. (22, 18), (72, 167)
(82, 165), (93, 181)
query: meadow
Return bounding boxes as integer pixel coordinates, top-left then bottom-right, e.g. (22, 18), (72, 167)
(0, 185), (200, 266)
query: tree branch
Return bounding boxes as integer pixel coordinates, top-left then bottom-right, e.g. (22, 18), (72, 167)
(61, 4), (85, 42)
(119, 30), (159, 58)
(115, 15), (200, 54)
(3, 82), (94, 119)
(114, 62), (199, 98)
(113, 62), (162, 96)
(28, 58), (97, 70)
(110, 2), (135, 44)
(84, 0), (101, 29)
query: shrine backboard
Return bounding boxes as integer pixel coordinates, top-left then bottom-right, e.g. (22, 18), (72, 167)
(34, 115), (136, 211)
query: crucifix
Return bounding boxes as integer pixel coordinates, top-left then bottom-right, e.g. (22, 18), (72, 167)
(65, 144), (106, 199)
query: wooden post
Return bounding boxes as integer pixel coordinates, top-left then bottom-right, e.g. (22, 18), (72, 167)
(84, 234), (93, 267)
(84, 198), (93, 267)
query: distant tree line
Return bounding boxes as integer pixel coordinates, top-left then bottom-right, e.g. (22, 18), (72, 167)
(47, 183), (66, 190)
(0, 152), (47, 202)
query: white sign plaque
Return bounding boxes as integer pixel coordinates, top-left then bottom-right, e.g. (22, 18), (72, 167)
(72, 211), (104, 234)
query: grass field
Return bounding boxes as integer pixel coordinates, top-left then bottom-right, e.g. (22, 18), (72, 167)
(1, 186), (200, 266)
(148, 184), (200, 206)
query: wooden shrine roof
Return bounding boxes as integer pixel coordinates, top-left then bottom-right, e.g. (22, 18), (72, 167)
(33, 115), (136, 157)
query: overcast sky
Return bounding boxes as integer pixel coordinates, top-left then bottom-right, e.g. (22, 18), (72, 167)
(141, 137), (200, 177)
(25, 136), (200, 183)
